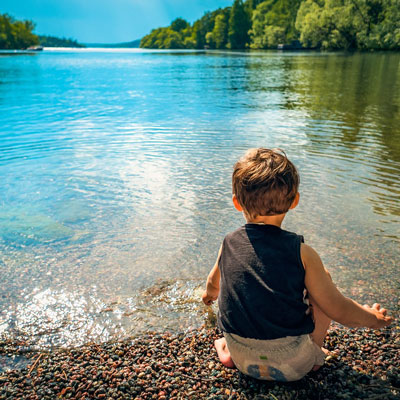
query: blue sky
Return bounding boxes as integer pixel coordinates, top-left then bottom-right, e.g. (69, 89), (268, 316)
(0, 0), (232, 43)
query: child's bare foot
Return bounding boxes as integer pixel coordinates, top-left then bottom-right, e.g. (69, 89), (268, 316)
(312, 347), (329, 371)
(214, 338), (235, 368)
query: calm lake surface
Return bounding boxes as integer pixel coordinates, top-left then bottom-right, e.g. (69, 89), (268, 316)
(0, 49), (399, 349)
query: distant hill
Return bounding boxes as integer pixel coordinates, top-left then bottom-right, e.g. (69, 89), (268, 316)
(39, 35), (85, 48)
(85, 39), (141, 48)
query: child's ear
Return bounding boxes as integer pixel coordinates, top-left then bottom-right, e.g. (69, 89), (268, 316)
(289, 192), (300, 209)
(232, 195), (243, 212)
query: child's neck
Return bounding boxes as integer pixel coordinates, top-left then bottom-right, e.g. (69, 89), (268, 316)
(245, 213), (286, 228)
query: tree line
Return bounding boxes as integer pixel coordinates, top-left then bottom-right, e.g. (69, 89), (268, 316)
(0, 14), (84, 49)
(38, 35), (85, 48)
(140, 0), (400, 50)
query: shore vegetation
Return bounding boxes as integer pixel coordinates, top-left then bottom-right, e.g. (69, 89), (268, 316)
(38, 35), (85, 48)
(0, 13), (84, 50)
(140, 0), (400, 50)
(0, 13), (38, 50)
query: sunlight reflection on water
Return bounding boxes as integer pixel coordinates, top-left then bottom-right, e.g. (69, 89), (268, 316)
(0, 50), (399, 347)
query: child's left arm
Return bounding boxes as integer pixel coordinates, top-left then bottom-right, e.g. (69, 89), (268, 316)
(202, 245), (222, 306)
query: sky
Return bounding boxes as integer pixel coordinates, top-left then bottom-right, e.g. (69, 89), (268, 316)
(0, 0), (233, 43)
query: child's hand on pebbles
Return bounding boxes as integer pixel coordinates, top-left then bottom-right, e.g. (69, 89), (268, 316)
(363, 303), (393, 328)
(202, 291), (217, 306)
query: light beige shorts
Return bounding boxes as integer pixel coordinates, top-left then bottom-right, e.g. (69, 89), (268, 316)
(224, 332), (326, 382)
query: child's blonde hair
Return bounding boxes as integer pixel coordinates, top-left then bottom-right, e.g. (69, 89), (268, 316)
(232, 148), (299, 218)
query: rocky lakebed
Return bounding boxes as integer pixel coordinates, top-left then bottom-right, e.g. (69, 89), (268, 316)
(0, 323), (399, 400)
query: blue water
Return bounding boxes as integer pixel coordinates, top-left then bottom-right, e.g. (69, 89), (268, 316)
(0, 49), (399, 348)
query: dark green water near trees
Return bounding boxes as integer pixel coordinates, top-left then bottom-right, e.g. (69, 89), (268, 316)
(0, 49), (399, 348)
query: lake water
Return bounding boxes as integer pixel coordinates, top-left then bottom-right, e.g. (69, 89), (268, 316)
(0, 49), (399, 349)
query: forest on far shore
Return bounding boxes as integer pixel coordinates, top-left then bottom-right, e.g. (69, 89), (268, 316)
(0, 14), (84, 49)
(38, 35), (85, 48)
(1, 0), (399, 52)
(140, 0), (400, 50)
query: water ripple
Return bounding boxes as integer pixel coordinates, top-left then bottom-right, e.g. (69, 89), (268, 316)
(0, 50), (399, 347)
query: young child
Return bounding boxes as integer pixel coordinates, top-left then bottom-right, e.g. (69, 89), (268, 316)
(202, 148), (392, 382)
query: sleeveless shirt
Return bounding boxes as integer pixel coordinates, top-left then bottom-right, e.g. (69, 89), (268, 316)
(217, 224), (314, 340)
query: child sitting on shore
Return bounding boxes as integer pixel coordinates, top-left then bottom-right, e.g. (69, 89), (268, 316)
(202, 148), (392, 382)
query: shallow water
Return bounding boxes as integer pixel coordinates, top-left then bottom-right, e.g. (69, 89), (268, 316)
(0, 49), (399, 348)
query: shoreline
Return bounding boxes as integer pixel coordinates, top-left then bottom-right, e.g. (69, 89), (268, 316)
(1, 324), (399, 399)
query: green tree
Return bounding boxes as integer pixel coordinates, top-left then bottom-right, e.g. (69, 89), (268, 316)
(228, 0), (251, 48)
(296, 0), (357, 49)
(170, 18), (189, 32)
(295, 0), (400, 50)
(249, 0), (301, 49)
(244, 0), (264, 31)
(264, 25), (286, 47)
(140, 18), (191, 49)
(190, 20), (205, 48)
(212, 13), (229, 48)
(0, 14), (38, 49)
(205, 31), (215, 48)
(244, 0), (265, 9)
(140, 25), (187, 49)
(180, 25), (194, 47)
(249, 0), (276, 48)
(190, 9), (230, 49)
(354, 0), (400, 49)
(190, 12), (216, 49)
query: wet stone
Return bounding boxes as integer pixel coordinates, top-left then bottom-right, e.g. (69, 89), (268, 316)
(0, 324), (399, 399)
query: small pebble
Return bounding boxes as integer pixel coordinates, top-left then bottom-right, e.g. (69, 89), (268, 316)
(0, 324), (398, 399)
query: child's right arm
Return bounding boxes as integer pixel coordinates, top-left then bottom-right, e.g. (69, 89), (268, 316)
(301, 243), (393, 329)
(202, 245), (222, 306)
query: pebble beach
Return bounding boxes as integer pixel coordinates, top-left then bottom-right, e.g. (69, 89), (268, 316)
(1, 323), (399, 400)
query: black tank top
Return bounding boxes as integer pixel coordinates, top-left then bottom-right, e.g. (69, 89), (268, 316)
(217, 224), (314, 340)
